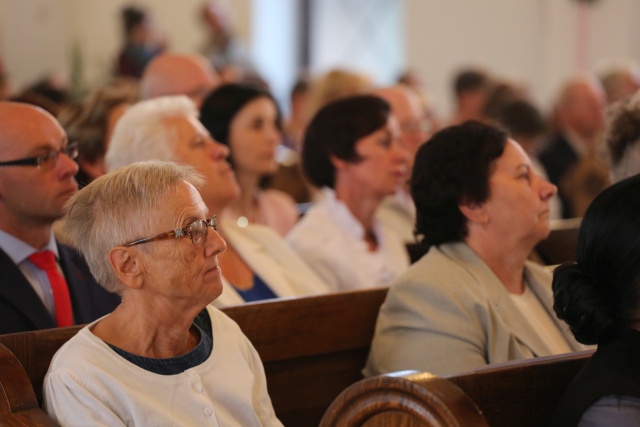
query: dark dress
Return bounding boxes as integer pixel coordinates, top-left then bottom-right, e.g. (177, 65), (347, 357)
(551, 329), (640, 426)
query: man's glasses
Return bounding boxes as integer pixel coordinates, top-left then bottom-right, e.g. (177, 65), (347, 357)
(0, 142), (79, 170)
(123, 215), (218, 247)
(400, 120), (431, 135)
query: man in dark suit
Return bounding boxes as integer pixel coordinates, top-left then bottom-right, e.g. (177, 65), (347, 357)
(539, 75), (607, 218)
(0, 102), (119, 334)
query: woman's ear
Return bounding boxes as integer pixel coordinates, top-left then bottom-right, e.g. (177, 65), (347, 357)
(109, 247), (144, 290)
(459, 199), (490, 225)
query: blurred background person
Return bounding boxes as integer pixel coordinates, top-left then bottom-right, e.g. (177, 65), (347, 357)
(397, 69), (442, 135)
(11, 73), (71, 116)
(116, 5), (166, 79)
(481, 78), (530, 122)
(551, 174), (640, 427)
(268, 68), (374, 205)
(106, 96), (328, 305)
(0, 58), (10, 101)
(199, 0), (252, 83)
(282, 74), (310, 153)
(449, 67), (492, 125)
(605, 90), (640, 183)
(140, 52), (219, 108)
(45, 161), (282, 426)
(200, 83), (298, 236)
(365, 121), (583, 377)
(597, 59), (640, 105)
(304, 68), (374, 125)
(287, 95), (410, 292)
(57, 80), (139, 188)
(268, 74), (311, 205)
(373, 84), (430, 242)
(540, 74), (609, 218)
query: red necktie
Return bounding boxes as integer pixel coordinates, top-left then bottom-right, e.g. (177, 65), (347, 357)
(28, 251), (73, 327)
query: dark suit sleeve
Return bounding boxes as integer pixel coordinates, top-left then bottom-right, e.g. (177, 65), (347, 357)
(58, 243), (120, 324)
(0, 248), (57, 334)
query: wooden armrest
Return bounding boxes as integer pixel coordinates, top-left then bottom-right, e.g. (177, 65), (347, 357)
(0, 343), (58, 426)
(320, 371), (488, 427)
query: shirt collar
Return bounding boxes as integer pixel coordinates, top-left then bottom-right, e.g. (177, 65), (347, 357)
(0, 229), (59, 264)
(321, 187), (384, 242)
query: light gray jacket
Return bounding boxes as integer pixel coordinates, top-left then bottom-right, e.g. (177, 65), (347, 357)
(364, 241), (585, 377)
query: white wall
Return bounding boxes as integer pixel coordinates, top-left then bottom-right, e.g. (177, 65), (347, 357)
(404, 0), (640, 116)
(0, 0), (251, 92)
(0, 0), (639, 119)
(309, 0), (404, 85)
(251, 0), (299, 109)
(0, 0), (71, 89)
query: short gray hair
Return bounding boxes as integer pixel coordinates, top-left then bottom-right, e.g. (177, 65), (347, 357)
(62, 160), (205, 293)
(105, 95), (198, 171)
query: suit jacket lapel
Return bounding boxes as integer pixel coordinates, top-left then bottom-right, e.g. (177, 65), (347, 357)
(0, 247), (56, 329)
(223, 222), (299, 298)
(443, 242), (555, 357)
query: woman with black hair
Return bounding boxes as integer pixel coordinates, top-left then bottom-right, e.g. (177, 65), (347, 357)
(365, 120), (585, 377)
(200, 83), (298, 237)
(287, 95), (411, 292)
(551, 174), (640, 426)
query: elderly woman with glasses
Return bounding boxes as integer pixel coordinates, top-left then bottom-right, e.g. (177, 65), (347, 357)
(43, 161), (282, 426)
(106, 95), (328, 305)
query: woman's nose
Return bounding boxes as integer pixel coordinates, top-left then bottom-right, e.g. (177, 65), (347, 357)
(205, 228), (227, 256)
(539, 177), (557, 200)
(208, 137), (230, 160)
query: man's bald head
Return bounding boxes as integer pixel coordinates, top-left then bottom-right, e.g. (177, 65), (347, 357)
(373, 85), (428, 167)
(140, 52), (219, 108)
(0, 102), (78, 242)
(0, 102), (64, 150)
(556, 74), (606, 140)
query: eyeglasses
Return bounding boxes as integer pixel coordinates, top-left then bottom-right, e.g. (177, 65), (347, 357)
(123, 215), (218, 247)
(400, 120), (431, 135)
(0, 142), (79, 170)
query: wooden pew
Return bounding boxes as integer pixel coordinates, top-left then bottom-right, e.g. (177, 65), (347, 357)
(0, 287), (388, 427)
(534, 218), (581, 265)
(320, 349), (594, 427)
(0, 343), (58, 426)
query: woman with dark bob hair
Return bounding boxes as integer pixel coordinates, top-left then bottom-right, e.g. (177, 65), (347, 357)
(200, 83), (298, 236)
(551, 174), (640, 426)
(365, 120), (585, 377)
(287, 95), (410, 291)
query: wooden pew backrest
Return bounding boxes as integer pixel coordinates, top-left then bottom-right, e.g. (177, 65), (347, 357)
(535, 218), (581, 265)
(0, 326), (81, 408)
(223, 287), (388, 426)
(321, 350), (594, 427)
(0, 287), (388, 427)
(0, 343), (57, 426)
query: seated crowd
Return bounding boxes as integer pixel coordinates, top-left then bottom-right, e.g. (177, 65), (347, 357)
(2, 19), (640, 427)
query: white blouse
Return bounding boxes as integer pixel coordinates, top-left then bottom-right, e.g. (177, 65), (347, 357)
(287, 188), (410, 292)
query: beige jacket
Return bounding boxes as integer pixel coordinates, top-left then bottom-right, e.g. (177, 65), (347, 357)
(364, 241), (586, 377)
